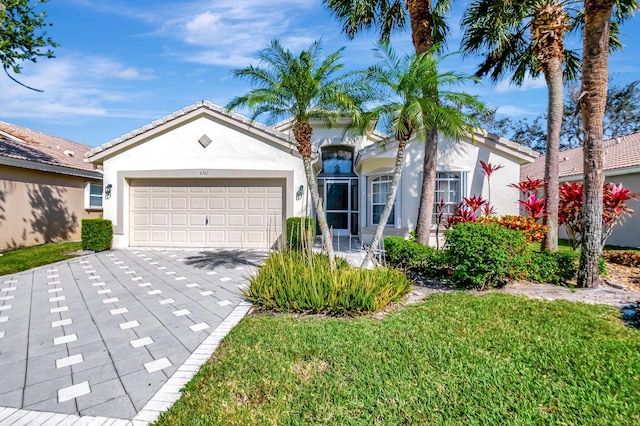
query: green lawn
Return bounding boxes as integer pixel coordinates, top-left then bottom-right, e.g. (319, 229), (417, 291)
(0, 241), (83, 276)
(155, 293), (640, 425)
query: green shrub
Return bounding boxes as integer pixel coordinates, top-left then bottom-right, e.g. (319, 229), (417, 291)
(525, 251), (579, 285)
(286, 217), (315, 250)
(445, 222), (528, 290)
(384, 236), (447, 277)
(245, 250), (412, 315)
(81, 219), (112, 252)
(599, 256), (608, 276)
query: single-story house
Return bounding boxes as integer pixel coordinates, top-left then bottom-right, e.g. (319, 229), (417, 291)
(522, 132), (640, 248)
(0, 121), (103, 249)
(86, 100), (538, 249)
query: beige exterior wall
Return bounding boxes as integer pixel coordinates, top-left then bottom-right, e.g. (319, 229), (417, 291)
(0, 165), (101, 249)
(558, 172), (640, 248)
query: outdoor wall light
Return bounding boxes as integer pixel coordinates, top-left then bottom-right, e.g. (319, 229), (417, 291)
(296, 184), (304, 200)
(105, 184), (113, 199)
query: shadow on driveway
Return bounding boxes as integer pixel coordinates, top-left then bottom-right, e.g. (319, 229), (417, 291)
(184, 249), (267, 270)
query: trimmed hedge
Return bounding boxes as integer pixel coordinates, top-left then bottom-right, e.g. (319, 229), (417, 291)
(525, 251), (580, 285)
(245, 250), (411, 315)
(384, 236), (447, 277)
(81, 219), (112, 252)
(286, 217), (315, 250)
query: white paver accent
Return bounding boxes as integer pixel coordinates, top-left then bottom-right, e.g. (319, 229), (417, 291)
(165, 271), (176, 275)
(130, 336), (154, 348)
(149, 262), (159, 265)
(144, 357), (172, 373)
(158, 266), (167, 270)
(0, 295), (14, 301)
(48, 296), (66, 302)
(110, 307), (128, 315)
(0, 316), (9, 323)
(175, 276), (186, 281)
(189, 322), (209, 332)
(206, 271), (218, 275)
(53, 334), (77, 345)
(46, 275), (59, 279)
(220, 277), (232, 282)
(119, 265), (130, 269)
(147, 290), (162, 295)
(50, 306), (69, 313)
(159, 298), (175, 305)
(114, 261), (124, 265)
(80, 260), (89, 263)
(236, 284), (248, 290)
(132, 277), (143, 281)
(172, 309), (190, 316)
(46, 269), (58, 272)
(235, 267), (244, 270)
(200, 290), (214, 296)
(97, 289), (112, 295)
(82, 265), (92, 268)
(84, 270), (96, 274)
(92, 282), (107, 287)
(56, 354), (83, 368)
(139, 282), (152, 287)
(102, 297), (119, 304)
(0, 331), (4, 338)
(125, 270), (136, 275)
(1, 287), (16, 292)
(186, 283), (200, 288)
(3, 279), (18, 283)
(89, 276), (101, 279)
(48, 280), (61, 285)
(217, 300), (233, 306)
(47, 288), (63, 293)
(169, 255), (177, 258)
(119, 320), (140, 330)
(0, 305), (12, 311)
(51, 318), (72, 328)
(58, 381), (90, 402)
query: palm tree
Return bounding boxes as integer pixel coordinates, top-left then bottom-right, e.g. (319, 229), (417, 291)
(324, 0), (454, 246)
(358, 43), (486, 267)
(226, 40), (363, 267)
(461, 0), (581, 252)
(577, 0), (638, 287)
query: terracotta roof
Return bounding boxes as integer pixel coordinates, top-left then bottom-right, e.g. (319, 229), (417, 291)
(521, 132), (640, 180)
(0, 121), (99, 174)
(86, 100), (292, 159)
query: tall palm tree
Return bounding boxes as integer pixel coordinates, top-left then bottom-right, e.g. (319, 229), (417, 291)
(324, 0), (454, 246)
(358, 43), (486, 267)
(226, 40), (363, 267)
(461, 0), (581, 252)
(577, 0), (638, 287)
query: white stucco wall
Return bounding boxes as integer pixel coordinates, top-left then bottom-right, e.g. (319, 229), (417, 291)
(356, 134), (527, 244)
(99, 114), (307, 248)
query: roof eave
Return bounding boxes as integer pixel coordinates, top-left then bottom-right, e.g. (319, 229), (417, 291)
(0, 155), (103, 179)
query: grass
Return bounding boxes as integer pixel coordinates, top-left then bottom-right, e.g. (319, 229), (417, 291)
(155, 293), (640, 425)
(0, 241), (83, 276)
(530, 238), (640, 254)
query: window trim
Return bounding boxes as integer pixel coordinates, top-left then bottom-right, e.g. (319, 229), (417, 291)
(370, 175), (398, 227)
(432, 170), (467, 227)
(85, 182), (103, 210)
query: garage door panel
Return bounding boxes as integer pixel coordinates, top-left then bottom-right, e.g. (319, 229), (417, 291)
(130, 178), (284, 248)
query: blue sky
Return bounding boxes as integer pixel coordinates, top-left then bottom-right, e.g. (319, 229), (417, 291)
(1, 0), (638, 147)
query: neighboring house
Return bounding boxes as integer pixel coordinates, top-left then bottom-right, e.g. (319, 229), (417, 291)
(86, 100), (538, 249)
(0, 121), (103, 249)
(521, 132), (640, 248)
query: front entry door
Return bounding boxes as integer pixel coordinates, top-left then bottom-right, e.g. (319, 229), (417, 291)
(325, 180), (350, 236)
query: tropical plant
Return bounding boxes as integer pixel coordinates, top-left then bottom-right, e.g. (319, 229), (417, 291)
(461, 0), (580, 253)
(479, 161), (503, 207)
(509, 176), (546, 198)
(518, 193), (547, 221)
(0, 0), (57, 90)
(323, 0), (457, 247)
(226, 39), (363, 268)
(356, 43), (485, 267)
(578, 0), (638, 287)
(558, 181), (637, 250)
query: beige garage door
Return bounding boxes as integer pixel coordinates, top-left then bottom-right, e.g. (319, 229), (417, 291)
(129, 179), (284, 248)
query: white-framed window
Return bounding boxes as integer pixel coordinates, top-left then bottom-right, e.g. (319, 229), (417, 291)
(433, 171), (464, 221)
(85, 182), (103, 210)
(371, 175), (396, 226)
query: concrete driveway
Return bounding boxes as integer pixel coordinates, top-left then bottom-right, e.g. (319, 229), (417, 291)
(0, 248), (265, 425)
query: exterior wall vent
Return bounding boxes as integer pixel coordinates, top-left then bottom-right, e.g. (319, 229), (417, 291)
(198, 134), (212, 148)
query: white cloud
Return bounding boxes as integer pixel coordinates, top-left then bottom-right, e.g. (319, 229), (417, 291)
(495, 75), (546, 93)
(0, 55), (155, 120)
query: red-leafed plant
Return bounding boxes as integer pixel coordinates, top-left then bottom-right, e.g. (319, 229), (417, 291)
(509, 176), (546, 197)
(463, 194), (487, 213)
(479, 161), (503, 207)
(446, 203), (477, 228)
(518, 193), (547, 221)
(559, 182), (638, 249)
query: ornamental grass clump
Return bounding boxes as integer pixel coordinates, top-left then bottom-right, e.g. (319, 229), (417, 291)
(245, 250), (411, 315)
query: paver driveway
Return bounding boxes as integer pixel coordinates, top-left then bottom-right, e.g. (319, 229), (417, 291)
(0, 248), (265, 424)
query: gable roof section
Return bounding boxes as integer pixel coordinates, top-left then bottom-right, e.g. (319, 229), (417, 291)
(0, 121), (102, 179)
(86, 100), (295, 163)
(521, 132), (640, 180)
(356, 129), (539, 165)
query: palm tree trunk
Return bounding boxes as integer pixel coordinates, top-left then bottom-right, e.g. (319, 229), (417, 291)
(415, 127), (438, 245)
(577, 0), (615, 288)
(542, 58), (563, 252)
(293, 121), (335, 267)
(406, 0), (434, 54)
(362, 139), (408, 267)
